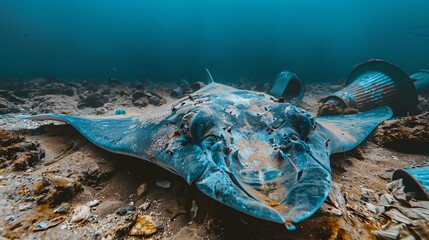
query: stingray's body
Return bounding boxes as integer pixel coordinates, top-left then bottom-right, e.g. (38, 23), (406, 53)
(22, 83), (392, 227)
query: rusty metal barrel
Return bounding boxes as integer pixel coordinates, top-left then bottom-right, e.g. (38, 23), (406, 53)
(322, 59), (418, 115)
(268, 71), (305, 105)
(410, 70), (429, 93)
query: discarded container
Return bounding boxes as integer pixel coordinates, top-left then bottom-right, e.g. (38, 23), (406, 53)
(410, 70), (429, 93)
(268, 71), (305, 105)
(170, 87), (183, 98)
(392, 166), (429, 200)
(322, 59), (418, 115)
(190, 81), (205, 92)
(115, 109), (126, 115)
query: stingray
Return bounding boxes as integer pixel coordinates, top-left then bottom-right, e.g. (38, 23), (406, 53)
(19, 83), (392, 229)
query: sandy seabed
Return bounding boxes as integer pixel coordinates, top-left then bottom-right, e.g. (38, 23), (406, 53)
(0, 80), (428, 239)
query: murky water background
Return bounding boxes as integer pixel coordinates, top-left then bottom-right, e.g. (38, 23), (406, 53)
(1, 0), (429, 83)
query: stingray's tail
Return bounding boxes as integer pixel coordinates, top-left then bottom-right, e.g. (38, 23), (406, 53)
(205, 68), (214, 84)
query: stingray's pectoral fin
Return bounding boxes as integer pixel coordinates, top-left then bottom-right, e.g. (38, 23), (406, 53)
(17, 114), (143, 157)
(195, 161), (285, 224)
(315, 106), (393, 153)
(275, 153), (331, 223)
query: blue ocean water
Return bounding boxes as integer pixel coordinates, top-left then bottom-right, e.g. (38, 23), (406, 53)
(1, 0), (429, 83)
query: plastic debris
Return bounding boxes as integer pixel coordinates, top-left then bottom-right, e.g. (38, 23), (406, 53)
(393, 166), (429, 200)
(155, 180), (171, 189)
(170, 87), (183, 98)
(190, 82), (206, 92)
(86, 199), (100, 207)
(115, 109), (126, 115)
(372, 179), (429, 239)
(268, 71), (305, 105)
(410, 70), (429, 93)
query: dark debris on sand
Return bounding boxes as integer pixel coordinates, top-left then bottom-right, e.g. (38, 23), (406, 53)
(374, 112), (429, 153)
(0, 77), (175, 115)
(0, 129), (45, 170)
(317, 103), (359, 117)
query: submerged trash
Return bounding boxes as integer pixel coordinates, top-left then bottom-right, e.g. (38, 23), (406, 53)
(86, 199), (100, 207)
(372, 179), (429, 239)
(115, 109), (126, 115)
(410, 69), (429, 93)
(320, 59), (418, 116)
(268, 71), (305, 105)
(170, 87), (183, 98)
(19, 82), (393, 227)
(393, 166), (429, 200)
(170, 79), (203, 99)
(155, 180), (171, 189)
(190, 82), (206, 92)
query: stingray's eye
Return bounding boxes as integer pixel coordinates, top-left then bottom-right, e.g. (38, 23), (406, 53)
(179, 111), (195, 140)
(179, 109), (215, 143)
(285, 107), (315, 139)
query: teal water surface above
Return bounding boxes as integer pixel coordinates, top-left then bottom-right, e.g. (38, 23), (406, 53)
(1, 0), (429, 83)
